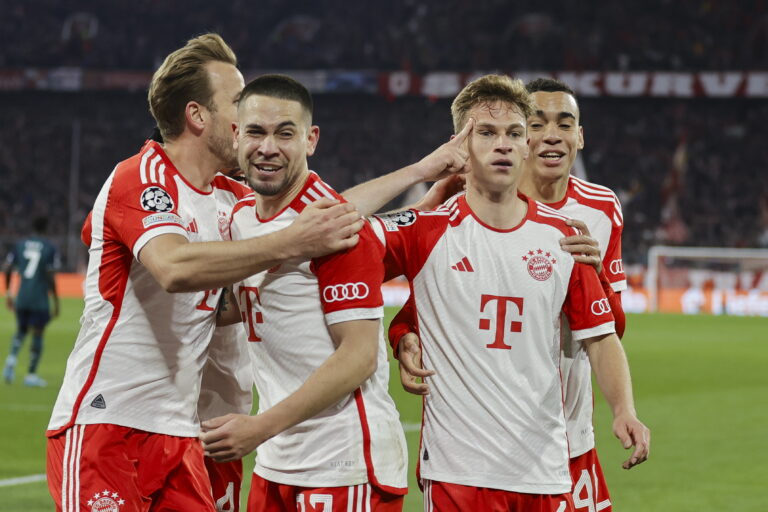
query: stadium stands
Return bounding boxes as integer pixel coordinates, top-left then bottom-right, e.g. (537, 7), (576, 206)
(1, 0), (767, 269)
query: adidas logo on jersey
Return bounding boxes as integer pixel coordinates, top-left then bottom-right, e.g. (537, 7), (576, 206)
(90, 394), (106, 409)
(450, 256), (474, 272)
(185, 219), (199, 233)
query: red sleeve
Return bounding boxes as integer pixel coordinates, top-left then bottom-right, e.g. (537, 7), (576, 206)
(312, 222), (386, 325)
(387, 293), (418, 355)
(602, 207), (627, 292)
(106, 168), (186, 259)
(599, 268), (625, 338)
(81, 212), (93, 246)
(372, 210), (450, 281)
(562, 262), (616, 340)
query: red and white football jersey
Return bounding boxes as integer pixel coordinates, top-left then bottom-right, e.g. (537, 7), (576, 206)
(371, 193), (615, 494)
(48, 140), (251, 438)
(229, 172), (407, 493)
(547, 176), (626, 458)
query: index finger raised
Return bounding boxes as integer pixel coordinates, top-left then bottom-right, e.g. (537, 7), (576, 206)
(451, 117), (474, 147)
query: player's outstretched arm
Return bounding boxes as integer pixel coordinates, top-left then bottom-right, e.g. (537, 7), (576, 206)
(140, 198), (363, 293)
(397, 333), (435, 396)
(341, 119), (474, 216)
(584, 333), (650, 469)
(200, 318), (380, 462)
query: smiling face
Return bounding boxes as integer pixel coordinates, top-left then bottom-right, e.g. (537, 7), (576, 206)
(235, 94), (318, 199)
(466, 100), (530, 194)
(526, 91), (584, 182)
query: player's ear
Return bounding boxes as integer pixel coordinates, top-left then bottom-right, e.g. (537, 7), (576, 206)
(306, 125), (320, 157)
(232, 122), (239, 150)
(577, 126), (584, 150)
(185, 101), (206, 135)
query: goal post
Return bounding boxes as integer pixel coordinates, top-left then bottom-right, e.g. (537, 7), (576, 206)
(646, 246), (768, 315)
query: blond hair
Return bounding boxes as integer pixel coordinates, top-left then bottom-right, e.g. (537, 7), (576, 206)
(451, 74), (535, 133)
(148, 33), (237, 141)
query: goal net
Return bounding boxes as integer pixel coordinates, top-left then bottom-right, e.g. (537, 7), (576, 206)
(646, 246), (768, 316)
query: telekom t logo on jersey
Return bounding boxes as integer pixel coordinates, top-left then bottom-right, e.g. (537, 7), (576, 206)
(238, 286), (264, 342)
(478, 294), (524, 350)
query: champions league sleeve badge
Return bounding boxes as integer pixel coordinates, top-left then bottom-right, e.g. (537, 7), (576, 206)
(377, 210), (417, 231)
(140, 186), (175, 213)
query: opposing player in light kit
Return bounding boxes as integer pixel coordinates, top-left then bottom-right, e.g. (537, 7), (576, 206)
(3, 216), (60, 387)
(368, 75), (648, 511)
(199, 74), (471, 511)
(45, 35), (363, 512)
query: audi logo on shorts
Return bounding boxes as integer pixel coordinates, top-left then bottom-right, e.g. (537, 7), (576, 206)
(323, 282), (370, 302)
(609, 259), (624, 275)
(591, 298), (612, 315)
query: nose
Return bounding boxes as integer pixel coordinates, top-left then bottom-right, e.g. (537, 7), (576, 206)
(258, 135), (279, 159)
(542, 123), (561, 144)
(494, 135), (514, 154)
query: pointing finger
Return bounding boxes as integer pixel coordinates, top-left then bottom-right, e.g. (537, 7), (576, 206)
(451, 117), (474, 147)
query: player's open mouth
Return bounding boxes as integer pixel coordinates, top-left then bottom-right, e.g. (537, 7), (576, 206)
(253, 163), (283, 173)
(491, 159), (513, 167)
(538, 151), (565, 165)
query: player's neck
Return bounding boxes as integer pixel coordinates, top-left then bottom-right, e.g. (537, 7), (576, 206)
(465, 182), (527, 230)
(161, 138), (218, 192)
(519, 169), (569, 204)
(255, 169), (311, 219)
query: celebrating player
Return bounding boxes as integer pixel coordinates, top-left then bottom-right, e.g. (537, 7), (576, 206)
(522, 77), (631, 511)
(199, 74), (472, 511)
(3, 216), (60, 387)
(369, 75), (649, 511)
(45, 34), (363, 512)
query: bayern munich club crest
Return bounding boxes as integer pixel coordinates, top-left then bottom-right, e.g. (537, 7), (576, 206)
(140, 186), (174, 213)
(523, 249), (557, 281)
(88, 490), (125, 511)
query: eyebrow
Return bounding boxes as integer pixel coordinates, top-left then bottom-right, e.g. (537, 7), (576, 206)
(476, 122), (526, 131)
(244, 121), (298, 131)
(534, 110), (577, 121)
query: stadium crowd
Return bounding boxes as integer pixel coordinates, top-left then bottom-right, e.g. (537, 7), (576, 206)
(1, 92), (766, 268)
(1, 0), (766, 71)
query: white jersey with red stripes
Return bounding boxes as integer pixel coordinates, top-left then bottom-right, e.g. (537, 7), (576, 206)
(47, 140), (251, 438)
(371, 193), (615, 494)
(545, 176), (627, 458)
(229, 171), (407, 493)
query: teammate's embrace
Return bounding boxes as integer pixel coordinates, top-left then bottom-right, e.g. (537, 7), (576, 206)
(45, 35), (362, 512)
(200, 73), (470, 512)
(372, 75), (649, 511)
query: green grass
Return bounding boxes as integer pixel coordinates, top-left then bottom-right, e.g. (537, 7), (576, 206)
(1, 299), (766, 510)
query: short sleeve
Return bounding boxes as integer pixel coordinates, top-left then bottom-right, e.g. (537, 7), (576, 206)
(603, 216), (627, 292)
(562, 262), (616, 340)
(313, 222), (386, 326)
(106, 177), (187, 259)
(372, 209), (449, 281)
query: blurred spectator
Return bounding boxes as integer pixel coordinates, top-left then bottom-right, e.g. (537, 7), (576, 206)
(0, 0), (765, 70)
(1, 93), (766, 269)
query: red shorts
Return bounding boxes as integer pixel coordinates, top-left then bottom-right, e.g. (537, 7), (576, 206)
(47, 424), (216, 512)
(423, 480), (575, 512)
(247, 472), (403, 512)
(205, 457), (243, 512)
(569, 449), (612, 512)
